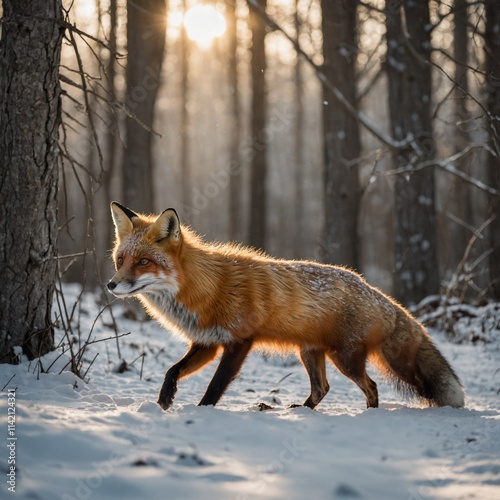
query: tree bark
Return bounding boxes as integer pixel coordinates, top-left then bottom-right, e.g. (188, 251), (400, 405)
(386, 0), (439, 305)
(293, 0), (305, 258)
(99, 0), (119, 281)
(180, 0), (191, 221)
(122, 0), (166, 213)
(0, 0), (63, 362)
(485, 0), (500, 300)
(321, 0), (361, 268)
(228, 0), (243, 242)
(248, 0), (268, 250)
(445, 0), (472, 278)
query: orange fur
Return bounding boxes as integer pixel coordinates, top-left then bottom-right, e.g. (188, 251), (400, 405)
(108, 203), (465, 410)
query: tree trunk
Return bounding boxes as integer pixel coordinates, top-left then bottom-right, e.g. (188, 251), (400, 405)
(99, 0), (119, 280)
(0, 0), (63, 362)
(248, 0), (268, 251)
(321, 0), (361, 268)
(180, 0), (191, 222)
(293, 0), (305, 258)
(228, 0), (243, 242)
(445, 0), (472, 284)
(386, 0), (439, 305)
(485, 0), (500, 300)
(122, 0), (166, 212)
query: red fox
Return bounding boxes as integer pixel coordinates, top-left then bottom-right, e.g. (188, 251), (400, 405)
(107, 202), (465, 410)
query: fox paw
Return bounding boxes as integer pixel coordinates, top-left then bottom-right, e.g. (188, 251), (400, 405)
(157, 396), (174, 411)
(288, 403), (315, 410)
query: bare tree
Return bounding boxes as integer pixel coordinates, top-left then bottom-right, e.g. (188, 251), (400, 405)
(180, 0), (191, 220)
(248, 0), (268, 250)
(446, 0), (472, 273)
(293, 0), (305, 257)
(0, 0), (64, 362)
(485, 0), (500, 299)
(386, 0), (439, 305)
(101, 0), (119, 216)
(122, 0), (167, 212)
(228, 0), (243, 242)
(321, 0), (361, 268)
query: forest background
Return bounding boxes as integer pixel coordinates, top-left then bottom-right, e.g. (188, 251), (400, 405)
(1, 0), (499, 362)
(58, 0), (500, 305)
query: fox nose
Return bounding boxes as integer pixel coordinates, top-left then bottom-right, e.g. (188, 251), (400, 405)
(107, 281), (117, 291)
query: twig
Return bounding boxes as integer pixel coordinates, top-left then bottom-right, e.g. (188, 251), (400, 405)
(54, 252), (88, 260)
(140, 353), (145, 381)
(445, 215), (495, 301)
(80, 353), (99, 380)
(57, 332), (131, 375)
(66, 27), (105, 171)
(1, 374), (16, 392)
(445, 212), (485, 239)
(2, 13), (125, 56)
(385, 144), (499, 196)
(277, 372), (292, 385)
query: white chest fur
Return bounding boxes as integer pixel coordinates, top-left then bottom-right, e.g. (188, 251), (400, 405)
(140, 291), (233, 346)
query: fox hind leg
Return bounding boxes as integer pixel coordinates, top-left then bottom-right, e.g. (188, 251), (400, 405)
(291, 347), (330, 409)
(327, 345), (379, 408)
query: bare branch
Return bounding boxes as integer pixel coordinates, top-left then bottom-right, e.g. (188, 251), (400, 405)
(385, 144), (499, 196)
(246, 0), (414, 151)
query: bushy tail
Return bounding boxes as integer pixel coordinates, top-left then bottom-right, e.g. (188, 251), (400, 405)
(377, 312), (465, 408)
(413, 335), (465, 408)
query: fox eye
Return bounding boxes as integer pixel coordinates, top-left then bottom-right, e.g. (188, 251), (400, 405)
(139, 258), (150, 266)
(116, 256), (124, 267)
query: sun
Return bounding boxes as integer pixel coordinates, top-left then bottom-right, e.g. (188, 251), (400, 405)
(183, 5), (227, 47)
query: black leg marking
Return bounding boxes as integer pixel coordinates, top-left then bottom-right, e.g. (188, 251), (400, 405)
(157, 344), (218, 410)
(198, 339), (253, 407)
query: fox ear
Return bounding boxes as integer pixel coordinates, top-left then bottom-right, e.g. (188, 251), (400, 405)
(110, 202), (138, 240)
(151, 208), (181, 242)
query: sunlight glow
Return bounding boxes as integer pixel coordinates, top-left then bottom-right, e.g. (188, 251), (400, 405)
(183, 5), (227, 47)
(75, 0), (97, 21)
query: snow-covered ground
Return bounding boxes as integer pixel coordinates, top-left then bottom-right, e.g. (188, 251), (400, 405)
(1, 284), (499, 499)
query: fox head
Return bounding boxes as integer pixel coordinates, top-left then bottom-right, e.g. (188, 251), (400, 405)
(107, 202), (182, 298)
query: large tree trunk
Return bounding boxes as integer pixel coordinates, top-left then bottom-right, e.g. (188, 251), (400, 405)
(228, 0), (243, 243)
(0, 0), (63, 362)
(122, 0), (166, 212)
(321, 0), (361, 268)
(386, 0), (439, 305)
(180, 0), (191, 221)
(445, 0), (472, 279)
(293, 0), (305, 258)
(248, 0), (268, 251)
(485, 0), (500, 300)
(103, 0), (119, 233)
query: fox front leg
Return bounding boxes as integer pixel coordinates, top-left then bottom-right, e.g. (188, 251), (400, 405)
(198, 339), (253, 407)
(158, 343), (218, 410)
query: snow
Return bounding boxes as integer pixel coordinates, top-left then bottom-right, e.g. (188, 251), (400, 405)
(1, 285), (499, 500)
